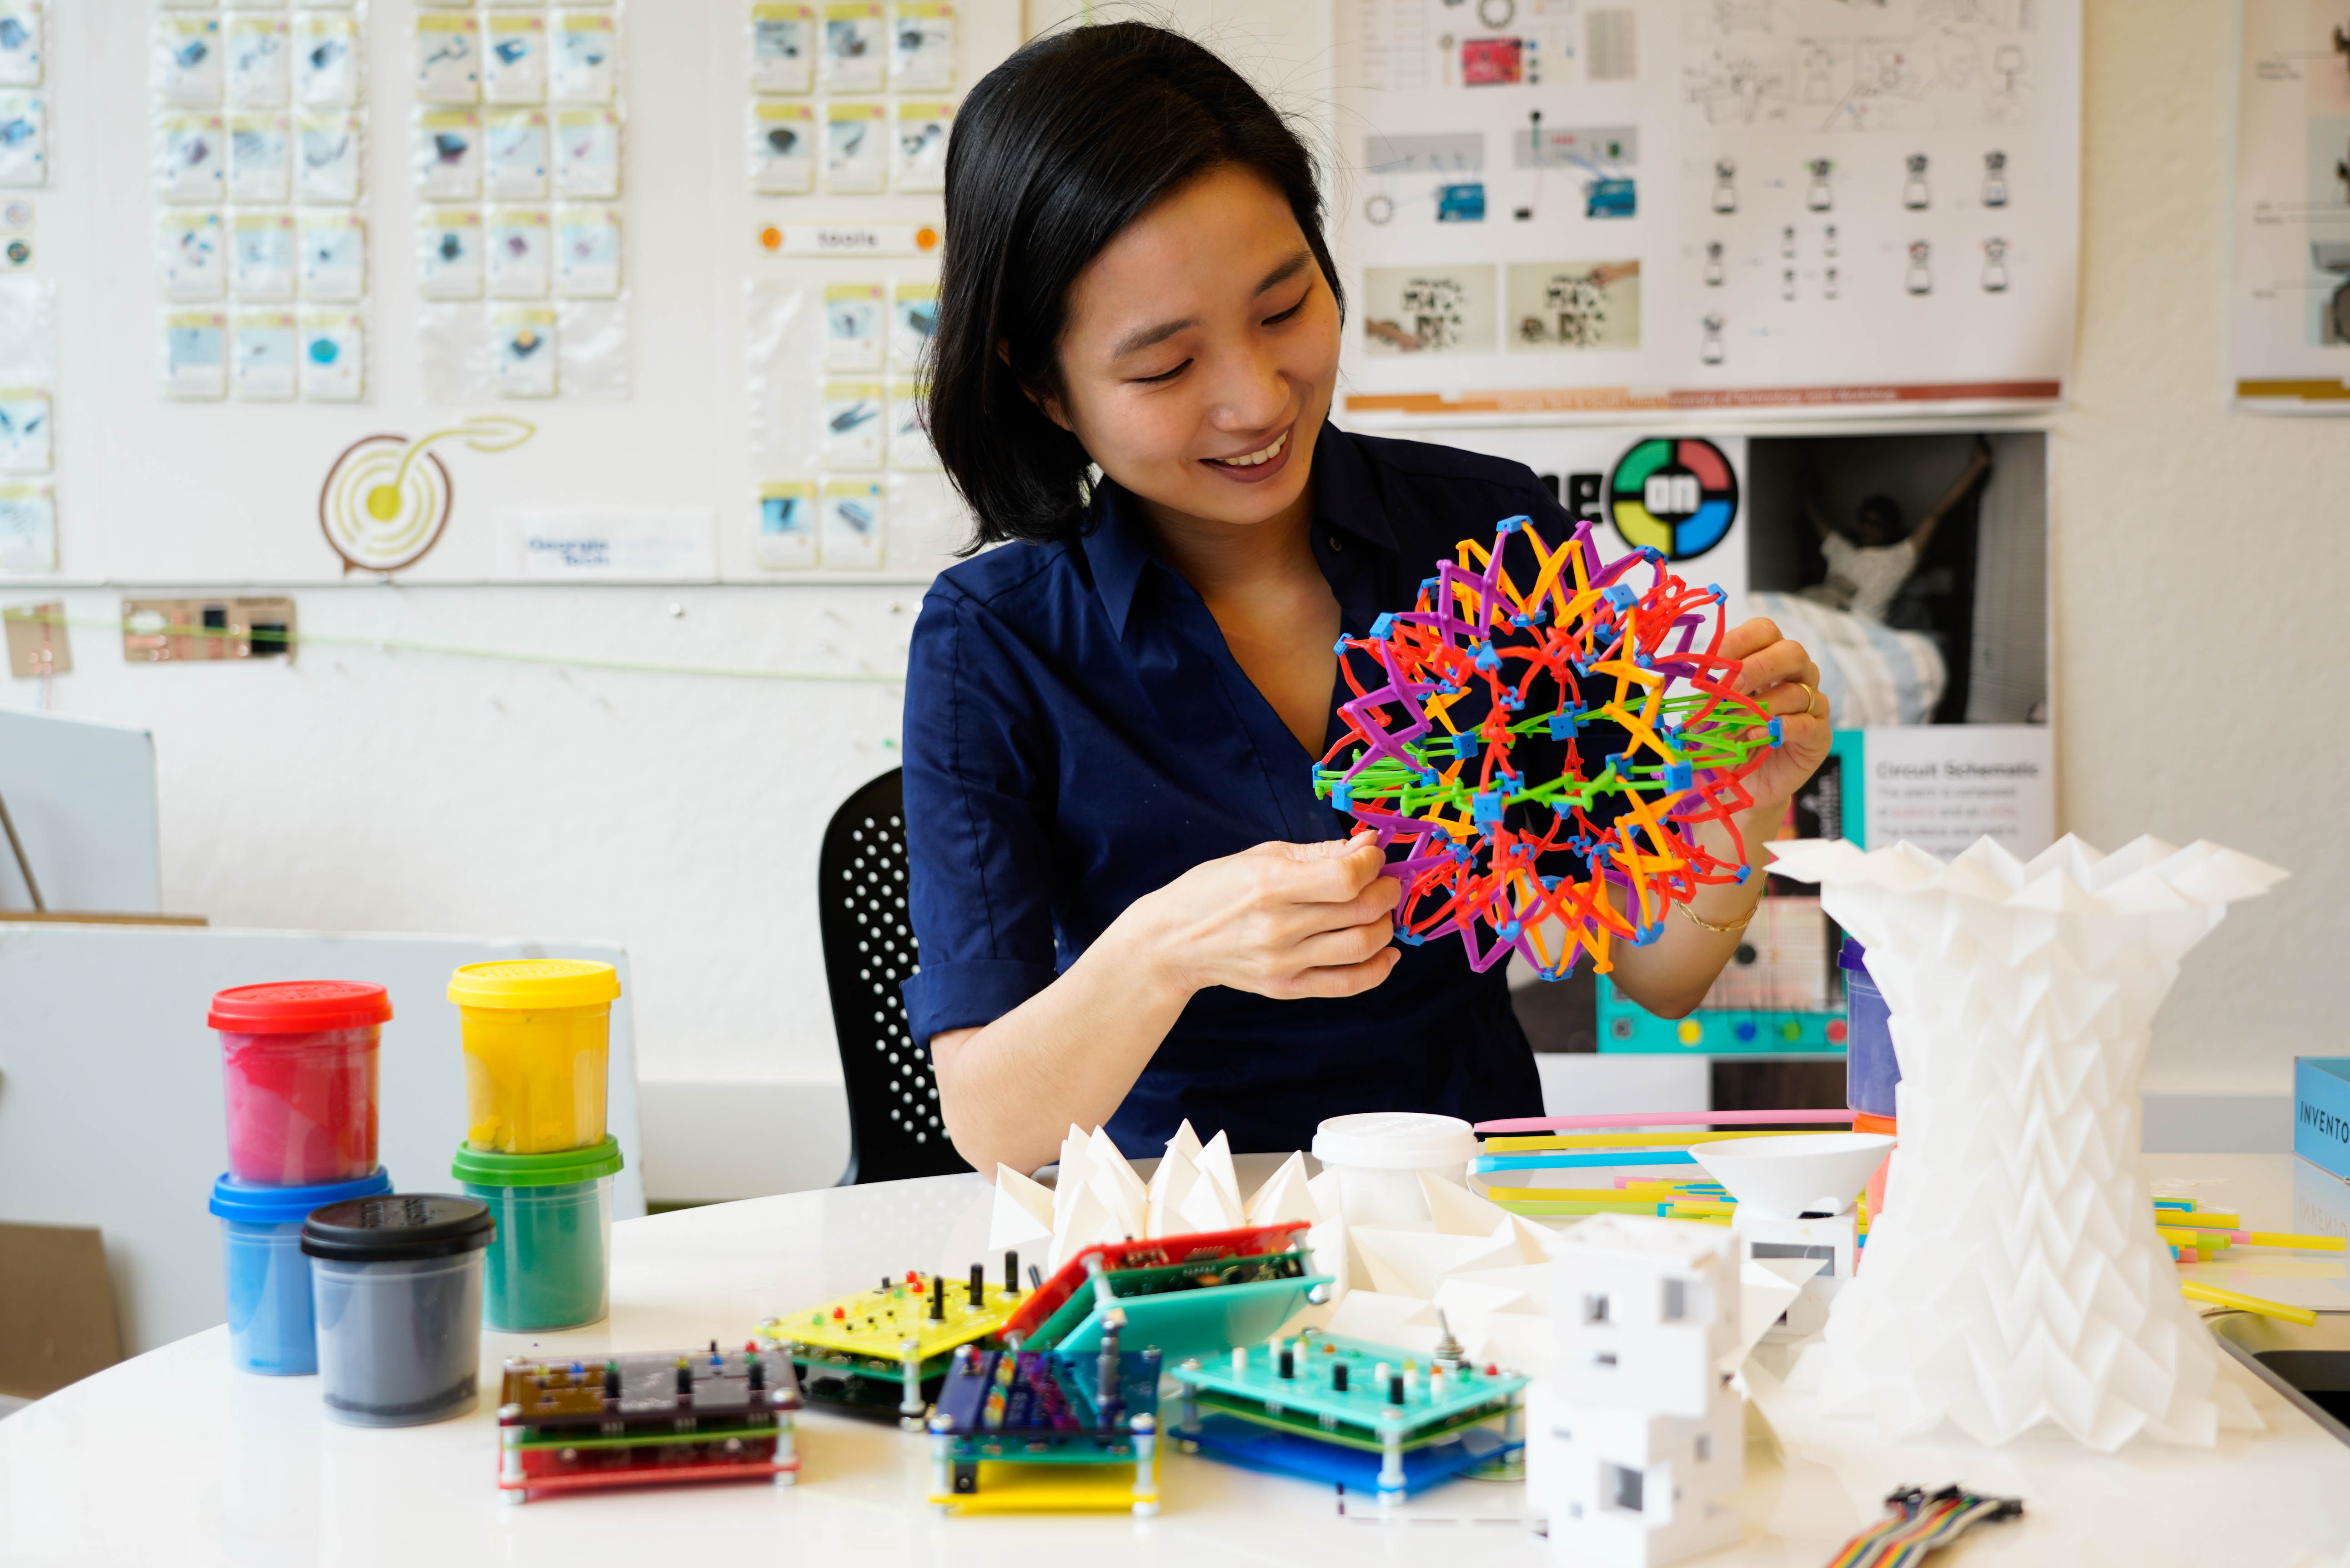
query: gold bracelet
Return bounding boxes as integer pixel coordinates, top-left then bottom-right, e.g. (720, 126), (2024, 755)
(1679, 893), (1763, 935)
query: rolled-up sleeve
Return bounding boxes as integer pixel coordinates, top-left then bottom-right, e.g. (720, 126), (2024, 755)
(899, 583), (1061, 1045)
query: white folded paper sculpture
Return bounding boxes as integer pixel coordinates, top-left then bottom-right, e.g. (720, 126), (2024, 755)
(987, 1121), (1344, 1271)
(987, 1121), (1561, 1363)
(1769, 834), (2287, 1450)
(988, 1121), (1820, 1390)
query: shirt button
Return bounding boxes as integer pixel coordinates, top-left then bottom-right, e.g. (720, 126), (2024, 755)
(1329, 535), (1344, 552)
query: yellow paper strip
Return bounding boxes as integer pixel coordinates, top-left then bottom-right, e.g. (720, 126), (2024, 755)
(2181, 1281), (2317, 1327)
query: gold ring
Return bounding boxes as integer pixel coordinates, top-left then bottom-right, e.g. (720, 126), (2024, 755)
(1796, 682), (1822, 719)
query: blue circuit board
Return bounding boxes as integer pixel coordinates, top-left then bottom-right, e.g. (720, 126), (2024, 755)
(932, 1347), (1162, 1463)
(1182, 1413), (1519, 1497)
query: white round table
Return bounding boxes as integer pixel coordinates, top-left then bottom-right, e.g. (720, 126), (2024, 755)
(5, 1158), (2350, 1566)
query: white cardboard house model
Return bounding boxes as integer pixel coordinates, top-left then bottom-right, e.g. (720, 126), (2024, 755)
(1530, 1216), (1742, 1568)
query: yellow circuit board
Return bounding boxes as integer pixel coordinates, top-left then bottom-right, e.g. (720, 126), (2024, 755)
(929, 1454), (1160, 1516)
(763, 1273), (1023, 1361)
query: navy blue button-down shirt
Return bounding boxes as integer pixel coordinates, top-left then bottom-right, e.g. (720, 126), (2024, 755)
(901, 422), (1565, 1157)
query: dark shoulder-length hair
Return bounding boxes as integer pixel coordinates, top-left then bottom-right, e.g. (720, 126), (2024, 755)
(925, 22), (1343, 550)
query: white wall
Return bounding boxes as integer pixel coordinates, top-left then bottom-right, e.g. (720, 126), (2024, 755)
(2051, 0), (2346, 1104)
(2, 581), (909, 1086)
(1, 1), (2334, 1194)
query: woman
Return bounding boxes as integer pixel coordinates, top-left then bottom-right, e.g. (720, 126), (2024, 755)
(904, 23), (1830, 1174)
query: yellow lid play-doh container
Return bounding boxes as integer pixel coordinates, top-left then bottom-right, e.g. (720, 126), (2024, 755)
(448, 960), (620, 1154)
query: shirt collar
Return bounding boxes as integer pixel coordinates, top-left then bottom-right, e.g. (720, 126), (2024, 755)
(1079, 420), (1399, 640)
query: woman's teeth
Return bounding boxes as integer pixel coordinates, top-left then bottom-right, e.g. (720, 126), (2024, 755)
(1209, 429), (1288, 467)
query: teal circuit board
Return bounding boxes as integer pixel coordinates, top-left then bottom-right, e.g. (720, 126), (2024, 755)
(1018, 1249), (1312, 1349)
(1174, 1330), (1527, 1450)
(1172, 1330), (1528, 1498)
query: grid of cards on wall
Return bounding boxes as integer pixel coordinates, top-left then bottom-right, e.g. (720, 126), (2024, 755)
(0, 4), (48, 568)
(154, 0), (369, 403)
(746, 264), (943, 571)
(747, 3), (954, 572)
(748, 3), (953, 197)
(413, 0), (625, 401)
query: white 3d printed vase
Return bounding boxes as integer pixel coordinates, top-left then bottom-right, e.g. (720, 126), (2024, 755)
(1769, 834), (2287, 1450)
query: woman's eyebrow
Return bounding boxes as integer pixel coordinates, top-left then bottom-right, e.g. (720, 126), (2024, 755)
(1108, 250), (1317, 360)
(1111, 314), (1199, 360)
(1253, 249), (1313, 296)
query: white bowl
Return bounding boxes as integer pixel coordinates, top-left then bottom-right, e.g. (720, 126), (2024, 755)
(1688, 1131), (1895, 1220)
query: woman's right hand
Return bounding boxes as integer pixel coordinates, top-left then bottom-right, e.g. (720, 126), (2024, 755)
(1119, 829), (1403, 1002)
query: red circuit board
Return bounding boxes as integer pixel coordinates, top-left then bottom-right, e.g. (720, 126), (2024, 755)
(999, 1222), (1311, 1344)
(497, 1346), (800, 1502)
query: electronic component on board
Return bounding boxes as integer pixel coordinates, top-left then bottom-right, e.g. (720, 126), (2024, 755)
(495, 1344), (800, 1503)
(926, 1311), (1163, 1515)
(1000, 1222), (1324, 1366)
(1172, 1327), (1529, 1503)
(756, 1254), (1024, 1427)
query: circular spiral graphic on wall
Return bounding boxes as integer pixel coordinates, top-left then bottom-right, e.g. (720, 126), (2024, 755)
(319, 434), (453, 573)
(1607, 436), (1739, 561)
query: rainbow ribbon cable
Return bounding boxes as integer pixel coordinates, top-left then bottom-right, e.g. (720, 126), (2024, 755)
(1824, 1485), (2024, 1568)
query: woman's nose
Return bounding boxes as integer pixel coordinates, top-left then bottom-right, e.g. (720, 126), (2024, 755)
(1202, 342), (1290, 433)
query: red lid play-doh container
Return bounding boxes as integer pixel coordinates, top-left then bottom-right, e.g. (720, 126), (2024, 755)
(210, 982), (392, 1188)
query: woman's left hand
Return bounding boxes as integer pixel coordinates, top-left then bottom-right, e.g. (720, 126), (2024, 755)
(1719, 618), (1830, 817)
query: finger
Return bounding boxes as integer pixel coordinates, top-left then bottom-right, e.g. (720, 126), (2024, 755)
(1247, 838), (1382, 906)
(1717, 618), (1781, 662)
(1269, 875), (1401, 952)
(1287, 916), (1396, 971)
(1733, 639), (1810, 695)
(1269, 832), (1373, 863)
(1767, 710), (1833, 759)
(1276, 831), (1385, 876)
(1270, 947), (1401, 1000)
(1767, 681), (1831, 726)
(1308, 837), (1392, 901)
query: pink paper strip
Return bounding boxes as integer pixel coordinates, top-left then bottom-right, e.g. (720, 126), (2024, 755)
(1474, 1109), (1856, 1134)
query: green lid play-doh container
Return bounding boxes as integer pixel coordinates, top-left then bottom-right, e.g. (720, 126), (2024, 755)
(452, 1136), (623, 1332)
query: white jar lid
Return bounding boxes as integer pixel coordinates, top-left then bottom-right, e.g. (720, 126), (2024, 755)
(1311, 1112), (1477, 1171)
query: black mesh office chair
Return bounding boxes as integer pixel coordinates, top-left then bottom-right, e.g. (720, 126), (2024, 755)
(817, 768), (972, 1185)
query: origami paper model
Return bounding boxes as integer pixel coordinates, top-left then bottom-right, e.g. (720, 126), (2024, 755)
(987, 1123), (1338, 1271)
(1770, 834), (2288, 1450)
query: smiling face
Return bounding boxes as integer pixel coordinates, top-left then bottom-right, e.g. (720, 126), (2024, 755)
(1041, 165), (1341, 534)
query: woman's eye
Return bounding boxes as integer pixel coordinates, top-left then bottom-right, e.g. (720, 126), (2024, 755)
(1263, 294), (1309, 326)
(1132, 359), (1190, 385)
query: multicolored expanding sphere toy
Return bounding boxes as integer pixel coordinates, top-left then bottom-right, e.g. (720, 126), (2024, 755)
(1311, 515), (1782, 980)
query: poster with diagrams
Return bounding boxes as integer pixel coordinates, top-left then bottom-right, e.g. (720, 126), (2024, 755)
(2229, 0), (2350, 411)
(1332, 0), (2080, 420)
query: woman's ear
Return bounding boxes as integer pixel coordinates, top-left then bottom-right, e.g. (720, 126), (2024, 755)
(1030, 389), (1072, 434)
(1000, 339), (1074, 434)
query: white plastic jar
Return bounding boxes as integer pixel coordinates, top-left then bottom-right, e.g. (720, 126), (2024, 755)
(1310, 1112), (1479, 1226)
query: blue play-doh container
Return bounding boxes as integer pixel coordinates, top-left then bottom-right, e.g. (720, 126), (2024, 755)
(209, 1167), (393, 1375)
(1841, 938), (1898, 1118)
